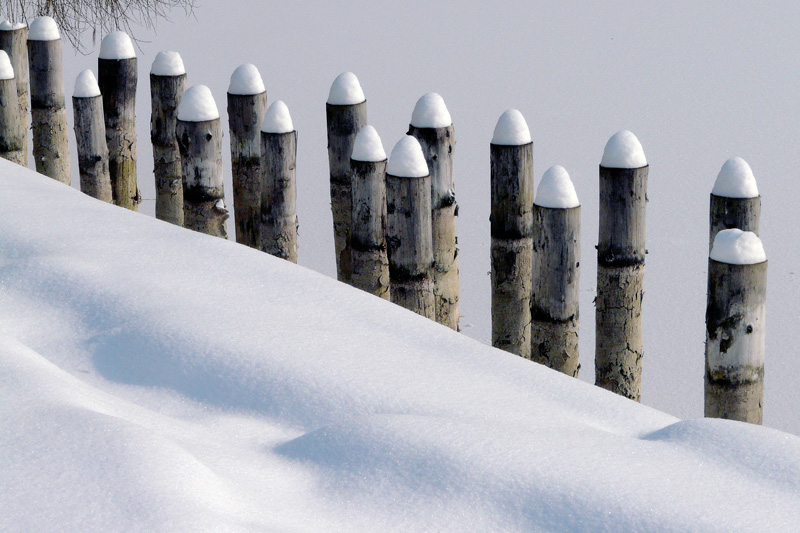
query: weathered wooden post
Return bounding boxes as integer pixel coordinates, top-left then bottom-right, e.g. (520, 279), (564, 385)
(72, 69), (111, 202)
(490, 109), (533, 357)
(532, 165), (581, 376)
(150, 51), (186, 226)
(386, 135), (434, 318)
(176, 85), (228, 238)
(709, 157), (760, 252)
(706, 229), (767, 424)
(350, 125), (389, 299)
(327, 71), (367, 283)
(0, 20), (28, 165)
(98, 31), (139, 210)
(0, 51), (24, 164)
(27, 16), (70, 184)
(260, 100), (297, 262)
(595, 130), (648, 401)
(228, 63), (267, 248)
(408, 92), (459, 330)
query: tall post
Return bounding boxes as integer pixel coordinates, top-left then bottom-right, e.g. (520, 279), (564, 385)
(27, 16), (70, 184)
(386, 135), (434, 318)
(490, 109), (533, 357)
(0, 20), (28, 165)
(706, 229), (767, 424)
(260, 100), (298, 262)
(150, 51), (186, 226)
(98, 31), (139, 210)
(350, 125), (389, 299)
(709, 157), (761, 252)
(595, 130), (648, 401)
(327, 72), (367, 283)
(72, 69), (112, 202)
(176, 85), (228, 238)
(532, 165), (581, 376)
(228, 63), (267, 248)
(408, 92), (459, 330)
(0, 51), (24, 164)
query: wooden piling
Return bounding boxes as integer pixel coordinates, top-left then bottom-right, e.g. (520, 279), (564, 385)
(72, 70), (111, 202)
(709, 157), (760, 252)
(0, 21), (28, 165)
(0, 51), (24, 164)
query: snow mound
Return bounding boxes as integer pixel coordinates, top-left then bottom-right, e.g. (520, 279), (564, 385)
(327, 72), (365, 105)
(0, 20), (26, 30)
(710, 229), (766, 265)
(535, 165), (580, 208)
(99, 31), (135, 60)
(261, 100), (294, 134)
(351, 125), (386, 162)
(0, 50), (13, 80)
(228, 63), (265, 95)
(387, 135), (428, 177)
(410, 92), (452, 128)
(177, 85), (219, 122)
(73, 69), (100, 98)
(28, 16), (59, 41)
(151, 51), (185, 76)
(601, 130), (647, 168)
(712, 157), (759, 198)
(492, 109), (531, 145)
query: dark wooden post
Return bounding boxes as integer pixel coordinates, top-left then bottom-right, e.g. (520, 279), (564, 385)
(0, 51), (24, 164)
(0, 20), (28, 165)
(709, 157), (761, 252)
(72, 69), (111, 202)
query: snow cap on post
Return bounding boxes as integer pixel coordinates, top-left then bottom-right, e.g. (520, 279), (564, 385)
(410, 92), (452, 128)
(228, 63), (265, 95)
(28, 16), (59, 41)
(177, 85), (219, 122)
(491, 109), (531, 145)
(99, 31), (135, 59)
(710, 229), (766, 265)
(535, 165), (580, 208)
(327, 71), (365, 105)
(73, 69), (101, 98)
(351, 125), (386, 162)
(261, 100), (293, 133)
(0, 50), (13, 80)
(601, 130), (646, 168)
(712, 157), (759, 198)
(0, 20), (26, 30)
(387, 135), (428, 177)
(151, 51), (185, 76)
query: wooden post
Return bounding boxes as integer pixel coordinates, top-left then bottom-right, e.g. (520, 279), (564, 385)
(150, 51), (186, 226)
(709, 157), (761, 252)
(72, 69), (111, 202)
(27, 17), (70, 184)
(490, 109), (533, 357)
(408, 92), (459, 330)
(705, 229), (767, 424)
(0, 51), (24, 164)
(350, 125), (389, 299)
(0, 21), (28, 165)
(386, 135), (434, 318)
(176, 85), (228, 238)
(595, 130), (648, 401)
(327, 72), (367, 283)
(260, 100), (298, 262)
(532, 165), (581, 376)
(98, 31), (139, 210)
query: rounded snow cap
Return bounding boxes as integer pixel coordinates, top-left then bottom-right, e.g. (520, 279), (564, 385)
(99, 31), (135, 59)
(0, 50), (13, 80)
(261, 100), (294, 134)
(73, 69), (100, 98)
(601, 130), (647, 168)
(327, 72), (365, 105)
(352, 125), (386, 162)
(492, 109), (531, 145)
(151, 51), (185, 76)
(710, 229), (766, 265)
(228, 63), (265, 95)
(28, 16), (59, 41)
(0, 20), (26, 31)
(177, 85), (219, 121)
(711, 157), (759, 198)
(387, 135), (428, 177)
(410, 92), (452, 128)
(535, 165), (580, 208)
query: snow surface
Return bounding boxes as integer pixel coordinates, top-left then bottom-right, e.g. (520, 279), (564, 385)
(351, 125), (386, 162)
(228, 63), (266, 95)
(0, 20), (26, 30)
(600, 130), (647, 168)
(410, 92), (452, 128)
(535, 165), (580, 208)
(261, 100), (294, 134)
(327, 71), (365, 105)
(0, 50), (13, 80)
(710, 229), (767, 265)
(387, 135), (428, 177)
(150, 51), (185, 76)
(73, 69), (100, 98)
(712, 157), (759, 198)
(98, 31), (135, 60)
(27, 16), (59, 41)
(177, 85), (219, 122)
(491, 109), (531, 145)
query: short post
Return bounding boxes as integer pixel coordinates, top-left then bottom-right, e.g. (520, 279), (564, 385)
(260, 100), (298, 262)
(150, 51), (187, 226)
(386, 135), (435, 318)
(0, 20), (28, 165)
(350, 125), (389, 299)
(709, 157), (761, 252)
(490, 109), (533, 357)
(327, 72), (367, 283)
(705, 229), (767, 424)
(408, 92), (459, 330)
(595, 130), (648, 401)
(27, 16), (70, 184)
(98, 31), (139, 210)
(228, 63), (267, 248)
(0, 51), (24, 164)
(176, 85), (228, 238)
(532, 165), (581, 376)
(72, 69), (111, 202)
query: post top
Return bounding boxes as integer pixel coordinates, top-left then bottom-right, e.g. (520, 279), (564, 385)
(710, 229), (766, 265)
(99, 31), (135, 59)
(28, 16), (59, 41)
(352, 125), (386, 162)
(0, 20), (26, 31)
(387, 135), (428, 177)
(712, 157), (759, 198)
(535, 165), (580, 208)
(0, 50), (13, 80)
(327, 72), (365, 105)
(600, 130), (647, 168)
(261, 100), (294, 134)
(151, 51), (185, 76)
(228, 63), (265, 95)
(491, 109), (531, 145)
(410, 92), (452, 129)
(73, 69), (101, 98)
(177, 85), (220, 121)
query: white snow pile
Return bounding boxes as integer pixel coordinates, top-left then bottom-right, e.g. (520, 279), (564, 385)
(73, 69), (100, 98)
(327, 71), (365, 105)
(387, 135), (428, 177)
(710, 229), (767, 265)
(0, 50), (13, 80)
(0, 19), (26, 30)
(535, 165), (580, 209)
(410, 92), (452, 128)
(601, 129), (647, 168)
(491, 109), (531, 145)
(712, 157), (759, 198)
(99, 30), (136, 60)
(2, 161), (799, 530)
(351, 125), (386, 162)
(228, 63), (266, 95)
(261, 100), (294, 134)
(27, 16), (59, 41)
(151, 51), (186, 76)
(177, 84), (219, 122)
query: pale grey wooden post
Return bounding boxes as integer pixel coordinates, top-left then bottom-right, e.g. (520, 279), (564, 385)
(709, 157), (761, 252)
(0, 21), (28, 165)
(0, 51), (24, 164)
(72, 69), (111, 202)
